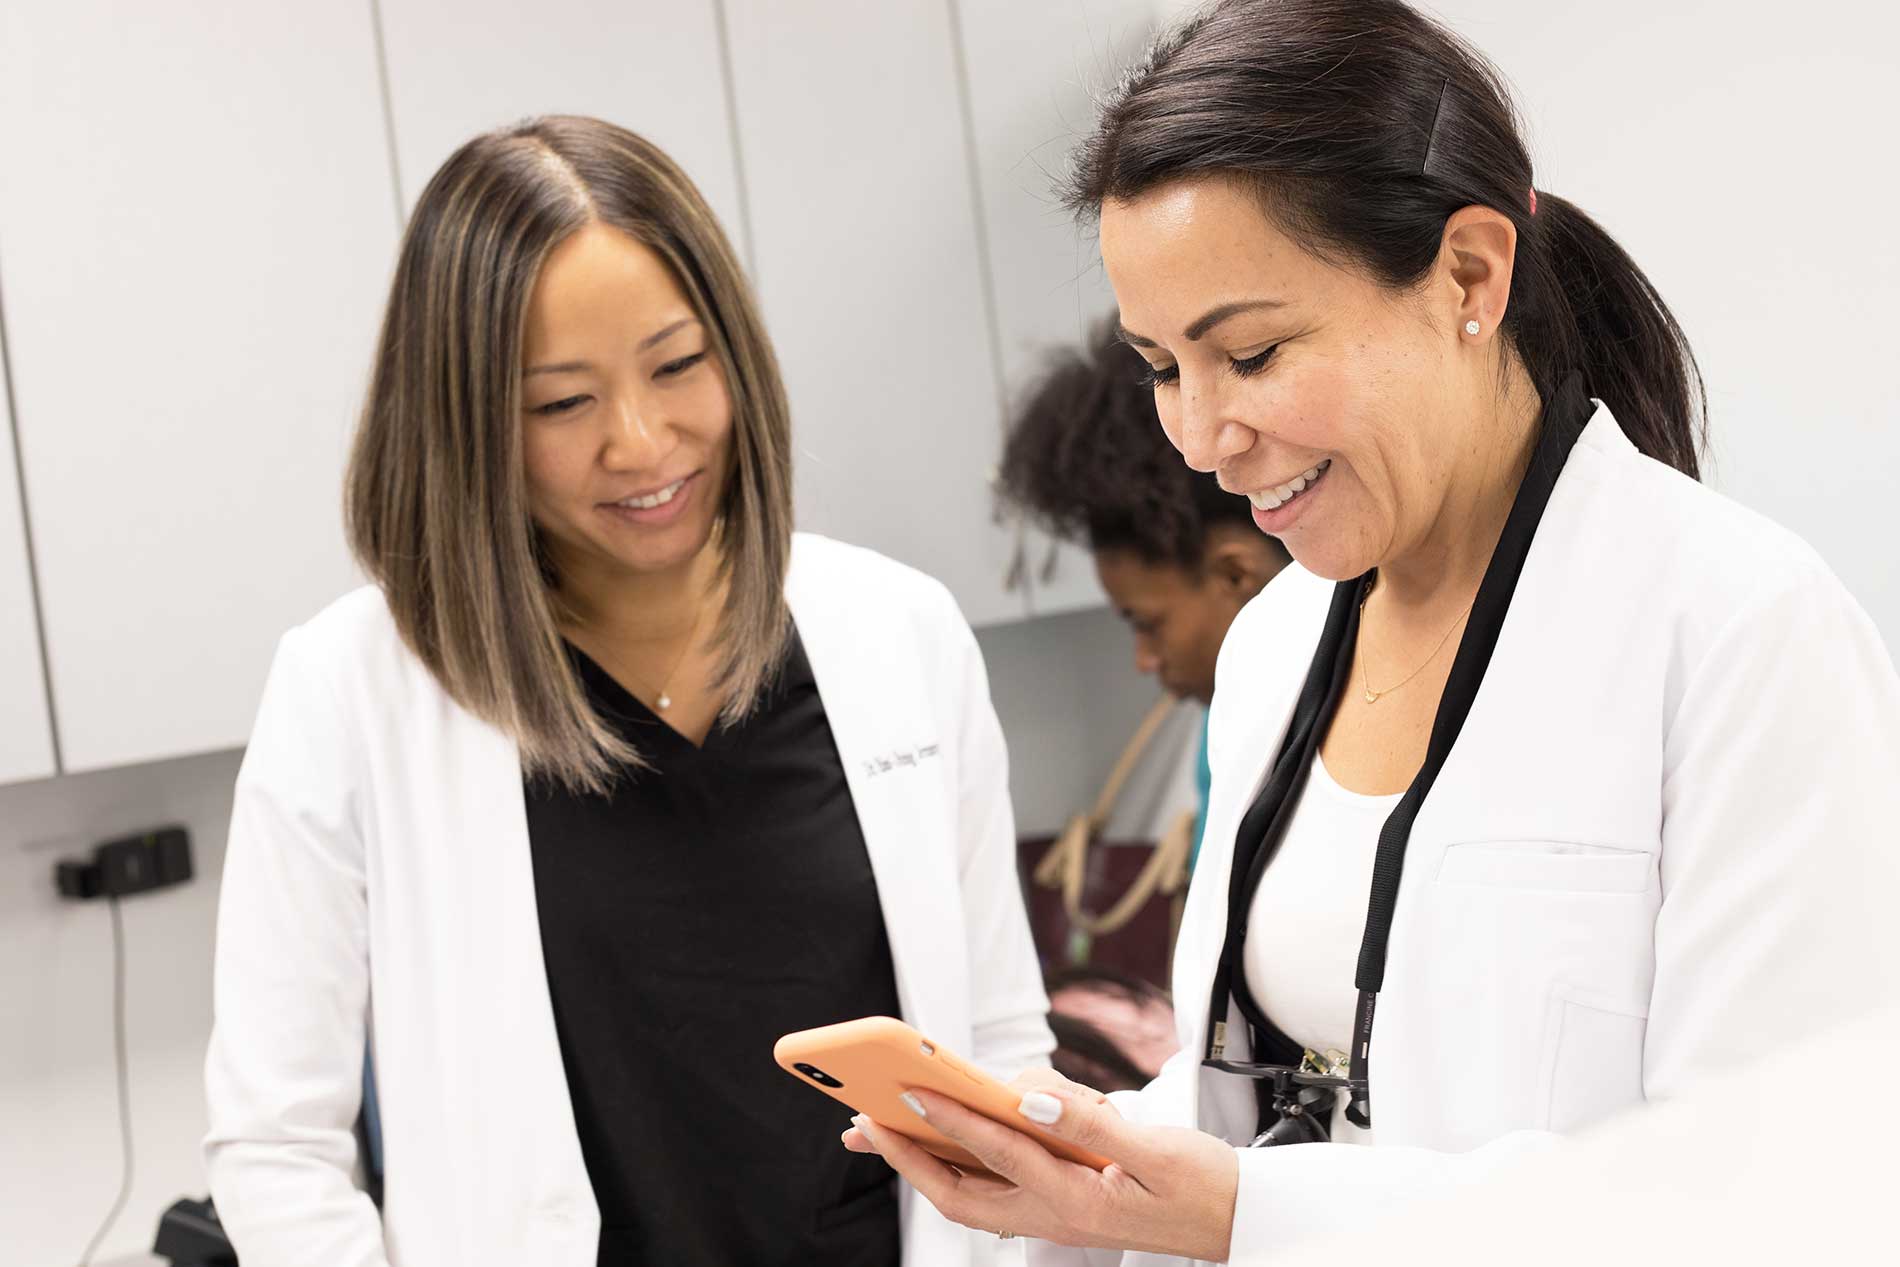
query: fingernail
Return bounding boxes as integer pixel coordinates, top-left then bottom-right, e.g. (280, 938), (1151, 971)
(899, 1091), (927, 1118)
(1019, 1091), (1063, 1126)
(852, 1113), (871, 1130)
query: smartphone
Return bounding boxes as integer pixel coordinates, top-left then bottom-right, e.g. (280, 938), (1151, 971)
(774, 1015), (1111, 1175)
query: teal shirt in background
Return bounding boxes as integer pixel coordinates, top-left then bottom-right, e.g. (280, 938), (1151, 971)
(1190, 711), (1211, 874)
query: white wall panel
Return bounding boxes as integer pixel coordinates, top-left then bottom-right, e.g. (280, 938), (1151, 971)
(376, 0), (748, 243)
(723, 0), (1023, 626)
(0, 3), (394, 771)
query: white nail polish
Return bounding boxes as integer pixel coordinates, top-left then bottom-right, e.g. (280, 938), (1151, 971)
(1019, 1092), (1062, 1126)
(900, 1092), (927, 1118)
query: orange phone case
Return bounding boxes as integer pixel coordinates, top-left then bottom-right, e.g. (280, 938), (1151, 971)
(775, 1016), (1111, 1175)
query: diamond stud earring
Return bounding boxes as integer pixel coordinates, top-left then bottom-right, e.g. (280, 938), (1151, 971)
(1464, 320), (1481, 336)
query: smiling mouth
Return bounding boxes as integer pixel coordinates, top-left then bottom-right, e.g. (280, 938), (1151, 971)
(608, 475), (691, 510)
(1246, 458), (1331, 512)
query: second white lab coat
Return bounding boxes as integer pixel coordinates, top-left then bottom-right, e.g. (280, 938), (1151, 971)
(1032, 403), (1900, 1266)
(205, 532), (1053, 1267)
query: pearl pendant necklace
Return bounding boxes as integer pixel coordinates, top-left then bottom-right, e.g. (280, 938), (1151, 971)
(639, 605), (704, 715)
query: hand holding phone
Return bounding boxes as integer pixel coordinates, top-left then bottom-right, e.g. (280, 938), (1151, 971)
(774, 1016), (1112, 1175)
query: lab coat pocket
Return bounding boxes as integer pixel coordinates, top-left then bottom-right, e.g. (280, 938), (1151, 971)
(1539, 987), (1648, 1132)
(1415, 840), (1657, 1142)
(1435, 840), (1654, 894)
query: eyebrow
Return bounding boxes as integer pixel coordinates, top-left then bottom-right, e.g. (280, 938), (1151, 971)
(523, 317), (700, 377)
(1117, 298), (1286, 349)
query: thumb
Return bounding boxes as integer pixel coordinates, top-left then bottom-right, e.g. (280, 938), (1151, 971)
(1015, 1086), (1150, 1169)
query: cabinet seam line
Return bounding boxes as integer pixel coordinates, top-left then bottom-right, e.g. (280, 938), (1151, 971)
(0, 258), (66, 773)
(368, 0), (407, 226)
(710, 0), (761, 281)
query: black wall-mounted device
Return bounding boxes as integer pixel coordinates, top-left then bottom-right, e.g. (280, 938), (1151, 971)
(55, 825), (193, 900)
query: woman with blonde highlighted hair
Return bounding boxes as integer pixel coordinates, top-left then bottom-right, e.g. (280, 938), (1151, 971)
(204, 115), (1051, 1267)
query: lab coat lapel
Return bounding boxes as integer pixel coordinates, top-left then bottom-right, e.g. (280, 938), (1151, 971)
(1180, 571), (1342, 1139)
(786, 543), (972, 1051)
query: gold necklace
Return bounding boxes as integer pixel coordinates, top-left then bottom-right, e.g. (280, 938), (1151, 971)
(1357, 582), (1475, 705)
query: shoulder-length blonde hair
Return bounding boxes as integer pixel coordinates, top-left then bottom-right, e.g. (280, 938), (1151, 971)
(346, 116), (793, 793)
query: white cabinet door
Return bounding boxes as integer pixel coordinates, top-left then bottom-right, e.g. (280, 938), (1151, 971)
(722, 0), (1025, 627)
(955, 0), (1160, 617)
(0, 5), (396, 772)
(0, 333), (56, 786)
(375, 0), (747, 248)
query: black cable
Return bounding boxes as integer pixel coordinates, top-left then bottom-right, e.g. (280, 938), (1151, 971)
(77, 895), (134, 1267)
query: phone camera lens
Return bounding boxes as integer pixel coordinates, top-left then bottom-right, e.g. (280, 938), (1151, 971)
(794, 1062), (844, 1089)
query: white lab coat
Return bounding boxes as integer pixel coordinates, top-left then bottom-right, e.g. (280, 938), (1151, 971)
(1267, 1005), (1900, 1266)
(204, 532), (1054, 1267)
(1031, 404), (1900, 1267)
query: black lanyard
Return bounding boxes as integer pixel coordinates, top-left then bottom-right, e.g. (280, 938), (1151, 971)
(1202, 373), (1594, 1132)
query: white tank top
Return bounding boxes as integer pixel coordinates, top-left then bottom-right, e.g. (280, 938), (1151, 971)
(1242, 753), (1402, 1144)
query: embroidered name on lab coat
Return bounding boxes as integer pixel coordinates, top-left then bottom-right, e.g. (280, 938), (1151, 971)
(861, 743), (941, 779)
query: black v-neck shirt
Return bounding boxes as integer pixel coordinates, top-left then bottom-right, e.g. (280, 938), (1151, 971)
(524, 630), (903, 1266)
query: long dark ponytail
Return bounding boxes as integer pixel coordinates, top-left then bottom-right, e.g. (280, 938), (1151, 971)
(1068, 0), (1705, 478)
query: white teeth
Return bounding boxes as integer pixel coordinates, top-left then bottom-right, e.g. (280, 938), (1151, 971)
(1247, 459), (1329, 513)
(618, 478), (686, 510)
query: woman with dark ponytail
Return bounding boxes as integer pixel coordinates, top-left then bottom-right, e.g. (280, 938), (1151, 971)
(842, 2), (1900, 1261)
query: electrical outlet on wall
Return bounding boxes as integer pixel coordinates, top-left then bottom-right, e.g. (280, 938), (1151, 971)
(53, 825), (193, 900)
